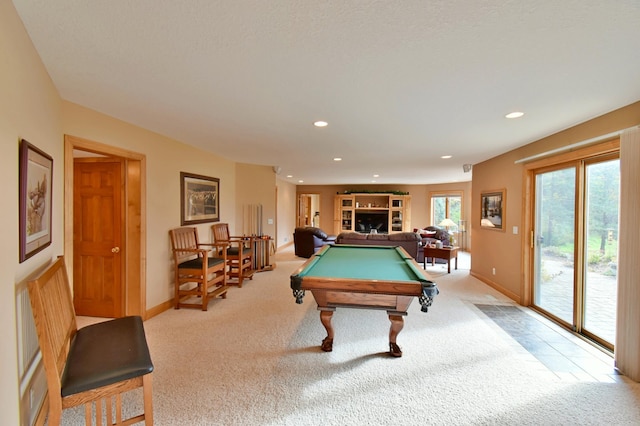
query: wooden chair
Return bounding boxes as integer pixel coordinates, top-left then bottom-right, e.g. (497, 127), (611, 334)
(169, 226), (229, 310)
(211, 223), (254, 288)
(27, 256), (154, 426)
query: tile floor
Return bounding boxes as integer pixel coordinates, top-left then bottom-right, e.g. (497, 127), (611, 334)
(474, 304), (621, 383)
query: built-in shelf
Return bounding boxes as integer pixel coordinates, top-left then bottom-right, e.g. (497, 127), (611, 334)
(334, 193), (411, 235)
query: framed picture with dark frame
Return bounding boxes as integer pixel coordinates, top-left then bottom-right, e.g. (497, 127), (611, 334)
(480, 189), (505, 231)
(19, 139), (53, 262)
(180, 172), (220, 225)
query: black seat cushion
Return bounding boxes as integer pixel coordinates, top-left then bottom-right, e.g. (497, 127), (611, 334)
(226, 246), (251, 256)
(61, 316), (154, 397)
(178, 256), (224, 269)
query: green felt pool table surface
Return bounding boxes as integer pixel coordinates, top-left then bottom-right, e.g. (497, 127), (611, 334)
(293, 244), (422, 282)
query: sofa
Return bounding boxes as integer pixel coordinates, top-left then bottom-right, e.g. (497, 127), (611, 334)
(293, 227), (336, 258)
(335, 231), (423, 263)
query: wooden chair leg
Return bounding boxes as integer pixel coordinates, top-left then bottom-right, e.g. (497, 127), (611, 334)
(174, 271), (181, 309)
(114, 393), (121, 424)
(143, 374), (154, 425)
(105, 395), (113, 425)
(201, 279), (209, 311)
(84, 402), (93, 425)
(237, 264), (244, 288)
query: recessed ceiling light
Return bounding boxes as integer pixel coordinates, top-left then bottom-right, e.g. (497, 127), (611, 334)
(371, 180), (377, 183)
(505, 111), (524, 119)
(298, 180), (304, 183)
(314, 121), (328, 127)
(286, 175), (293, 178)
(333, 157), (342, 161)
(441, 155), (452, 159)
(373, 174), (379, 178)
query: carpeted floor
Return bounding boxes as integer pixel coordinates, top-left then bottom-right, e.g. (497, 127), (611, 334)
(66, 246), (640, 425)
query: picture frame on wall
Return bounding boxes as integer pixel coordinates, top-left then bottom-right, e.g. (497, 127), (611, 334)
(480, 189), (505, 230)
(180, 172), (220, 225)
(19, 139), (53, 262)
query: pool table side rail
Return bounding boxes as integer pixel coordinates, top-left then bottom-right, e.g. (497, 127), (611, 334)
(290, 244), (438, 310)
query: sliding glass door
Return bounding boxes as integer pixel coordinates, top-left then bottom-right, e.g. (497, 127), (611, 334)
(533, 167), (576, 325)
(583, 158), (619, 344)
(532, 154), (619, 349)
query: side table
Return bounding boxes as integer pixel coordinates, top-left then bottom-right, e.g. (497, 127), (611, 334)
(423, 246), (459, 273)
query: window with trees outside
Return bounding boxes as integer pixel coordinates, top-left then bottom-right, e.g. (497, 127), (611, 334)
(431, 192), (462, 227)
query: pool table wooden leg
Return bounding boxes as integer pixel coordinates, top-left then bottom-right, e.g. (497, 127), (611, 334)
(319, 309), (335, 352)
(388, 314), (404, 357)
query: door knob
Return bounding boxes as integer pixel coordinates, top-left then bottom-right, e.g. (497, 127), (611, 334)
(111, 247), (120, 253)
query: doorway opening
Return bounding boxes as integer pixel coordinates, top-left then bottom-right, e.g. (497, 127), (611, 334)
(64, 135), (147, 318)
(297, 193), (320, 228)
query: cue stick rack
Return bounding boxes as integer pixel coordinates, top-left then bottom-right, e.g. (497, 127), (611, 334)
(243, 203), (275, 272)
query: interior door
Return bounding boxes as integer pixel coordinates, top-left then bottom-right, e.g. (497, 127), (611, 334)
(297, 194), (312, 227)
(73, 158), (123, 317)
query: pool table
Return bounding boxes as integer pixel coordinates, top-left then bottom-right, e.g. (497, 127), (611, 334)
(290, 244), (438, 357)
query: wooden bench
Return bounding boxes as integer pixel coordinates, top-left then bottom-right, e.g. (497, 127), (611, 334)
(28, 256), (154, 425)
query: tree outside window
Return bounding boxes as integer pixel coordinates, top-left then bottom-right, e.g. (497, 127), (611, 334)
(431, 192), (462, 227)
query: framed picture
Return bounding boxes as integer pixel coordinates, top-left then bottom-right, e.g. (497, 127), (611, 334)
(19, 139), (53, 262)
(181, 172), (220, 225)
(481, 189), (505, 230)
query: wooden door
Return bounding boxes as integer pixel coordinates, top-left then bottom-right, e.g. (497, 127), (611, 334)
(73, 158), (123, 317)
(297, 195), (311, 227)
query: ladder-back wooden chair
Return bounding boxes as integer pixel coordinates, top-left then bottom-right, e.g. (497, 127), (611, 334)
(27, 256), (154, 426)
(211, 223), (254, 288)
(169, 226), (229, 310)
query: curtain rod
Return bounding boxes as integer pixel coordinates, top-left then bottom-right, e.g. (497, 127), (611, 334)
(514, 129), (628, 164)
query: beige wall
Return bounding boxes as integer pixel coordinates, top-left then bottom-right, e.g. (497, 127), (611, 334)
(235, 163), (276, 237)
(276, 178), (298, 248)
(1, 1), (63, 423)
(471, 101), (640, 303)
(62, 101), (246, 309)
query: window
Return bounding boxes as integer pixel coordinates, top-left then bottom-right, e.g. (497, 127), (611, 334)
(430, 192), (462, 226)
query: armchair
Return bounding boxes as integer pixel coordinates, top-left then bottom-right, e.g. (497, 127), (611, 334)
(211, 223), (254, 288)
(169, 227), (229, 310)
(293, 227), (336, 258)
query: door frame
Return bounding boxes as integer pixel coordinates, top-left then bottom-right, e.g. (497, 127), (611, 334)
(522, 139), (619, 348)
(297, 193), (320, 228)
(64, 135), (147, 318)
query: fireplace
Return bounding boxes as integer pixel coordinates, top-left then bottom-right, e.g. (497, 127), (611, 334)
(355, 211), (388, 233)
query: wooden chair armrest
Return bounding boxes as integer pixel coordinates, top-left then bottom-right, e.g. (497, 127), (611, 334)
(198, 242), (229, 250)
(226, 239), (251, 248)
(173, 247), (210, 255)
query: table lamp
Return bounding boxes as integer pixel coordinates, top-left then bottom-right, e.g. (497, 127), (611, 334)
(438, 218), (457, 231)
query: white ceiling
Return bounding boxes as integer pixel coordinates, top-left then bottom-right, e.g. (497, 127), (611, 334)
(13, 1), (640, 185)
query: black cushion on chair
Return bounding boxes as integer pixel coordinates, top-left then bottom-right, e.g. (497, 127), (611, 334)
(226, 246), (252, 256)
(178, 257), (224, 269)
(61, 316), (154, 397)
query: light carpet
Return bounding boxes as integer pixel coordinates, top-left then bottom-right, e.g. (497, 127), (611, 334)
(63, 246), (640, 425)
